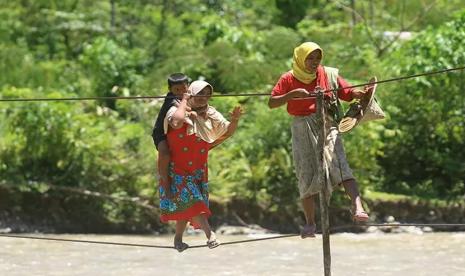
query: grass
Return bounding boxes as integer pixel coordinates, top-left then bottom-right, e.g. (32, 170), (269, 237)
(363, 189), (464, 207)
(364, 190), (411, 201)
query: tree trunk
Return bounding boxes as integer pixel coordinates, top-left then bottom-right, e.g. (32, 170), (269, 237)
(350, 0), (356, 26)
(110, 0), (116, 36)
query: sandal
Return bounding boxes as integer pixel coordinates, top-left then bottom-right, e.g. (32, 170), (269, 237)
(206, 232), (220, 249)
(174, 241), (189, 252)
(351, 209), (369, 222)
(300, 224), (316, 239)
(338, 102), (363, 133)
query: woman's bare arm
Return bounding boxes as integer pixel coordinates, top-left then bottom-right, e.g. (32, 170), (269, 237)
(210, 106), (243, 149)
(268, 88), (310, 109)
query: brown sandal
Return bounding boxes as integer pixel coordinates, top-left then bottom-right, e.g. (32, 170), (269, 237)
(174, 241), (189, 252)
(351, 209), (369, 222)
(300, 224), (316, 238)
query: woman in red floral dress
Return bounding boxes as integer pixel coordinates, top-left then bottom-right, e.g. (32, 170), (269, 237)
(159, 80), (243, 251)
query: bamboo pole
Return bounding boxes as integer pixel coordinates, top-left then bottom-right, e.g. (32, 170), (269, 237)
(316, 87), (331, 276)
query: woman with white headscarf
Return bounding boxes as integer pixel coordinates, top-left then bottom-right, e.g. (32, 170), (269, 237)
(160, 80), (243, 251)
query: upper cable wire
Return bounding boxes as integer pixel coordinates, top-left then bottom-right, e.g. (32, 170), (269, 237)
(0, 66), (463, 102)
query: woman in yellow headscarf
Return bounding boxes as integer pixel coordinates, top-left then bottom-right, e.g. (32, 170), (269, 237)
(268, 42), (369, 238)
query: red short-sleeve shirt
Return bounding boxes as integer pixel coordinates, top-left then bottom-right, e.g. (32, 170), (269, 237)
(271, 71), (355, 116)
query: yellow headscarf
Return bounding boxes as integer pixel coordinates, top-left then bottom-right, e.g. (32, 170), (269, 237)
(291, 42), (323, 84)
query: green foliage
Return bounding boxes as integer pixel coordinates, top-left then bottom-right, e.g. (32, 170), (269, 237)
(275, 0), (311, 28)
(0, 88), (154, 197)
(79, 37), (142, 109)
(1, 0), (465, 229)
(342, 121), (386, 190)
(209, 98), (298, 209)
(379, 11), (465, 198)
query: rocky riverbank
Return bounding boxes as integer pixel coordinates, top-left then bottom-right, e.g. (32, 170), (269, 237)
(1, 186), (464, 234)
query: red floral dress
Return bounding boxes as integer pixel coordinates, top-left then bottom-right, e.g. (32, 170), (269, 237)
(159, 123), (211, 227)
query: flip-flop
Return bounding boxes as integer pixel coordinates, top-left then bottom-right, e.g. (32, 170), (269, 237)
(351, 209), (369, 222)
(300, 224), (316, 239)
(174, 241), (189, 252)
(207, 239), (220, 249)
(206, 233), (220, 249)
(338, 102), (363, 133)
(338, 117), (358, 133)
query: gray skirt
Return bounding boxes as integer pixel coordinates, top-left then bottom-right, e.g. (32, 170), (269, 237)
(291, 114), (354, 199)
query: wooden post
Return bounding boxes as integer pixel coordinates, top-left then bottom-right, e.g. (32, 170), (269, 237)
(316, 88), (331, 276)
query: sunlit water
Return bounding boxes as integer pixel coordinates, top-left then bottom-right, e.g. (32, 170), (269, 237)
(1, 232), (464, 275)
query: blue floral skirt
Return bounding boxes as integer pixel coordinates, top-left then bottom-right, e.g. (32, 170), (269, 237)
(159, 167), (211, 227)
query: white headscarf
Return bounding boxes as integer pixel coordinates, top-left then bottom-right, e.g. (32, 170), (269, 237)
(164, 80), (230, 143)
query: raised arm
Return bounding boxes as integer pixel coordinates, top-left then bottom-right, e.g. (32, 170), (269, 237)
(210, 106), (243, 149)
(169, 93), (190, 129)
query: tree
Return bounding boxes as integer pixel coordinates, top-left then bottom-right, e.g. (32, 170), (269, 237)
(379, 11), (465, 198)
(275, 0), (311, 28)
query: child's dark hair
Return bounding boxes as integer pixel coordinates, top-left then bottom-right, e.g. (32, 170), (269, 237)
(167, 73), (188, 87)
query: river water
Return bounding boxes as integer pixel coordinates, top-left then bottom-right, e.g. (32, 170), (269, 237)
(1, 232), (464, 276)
